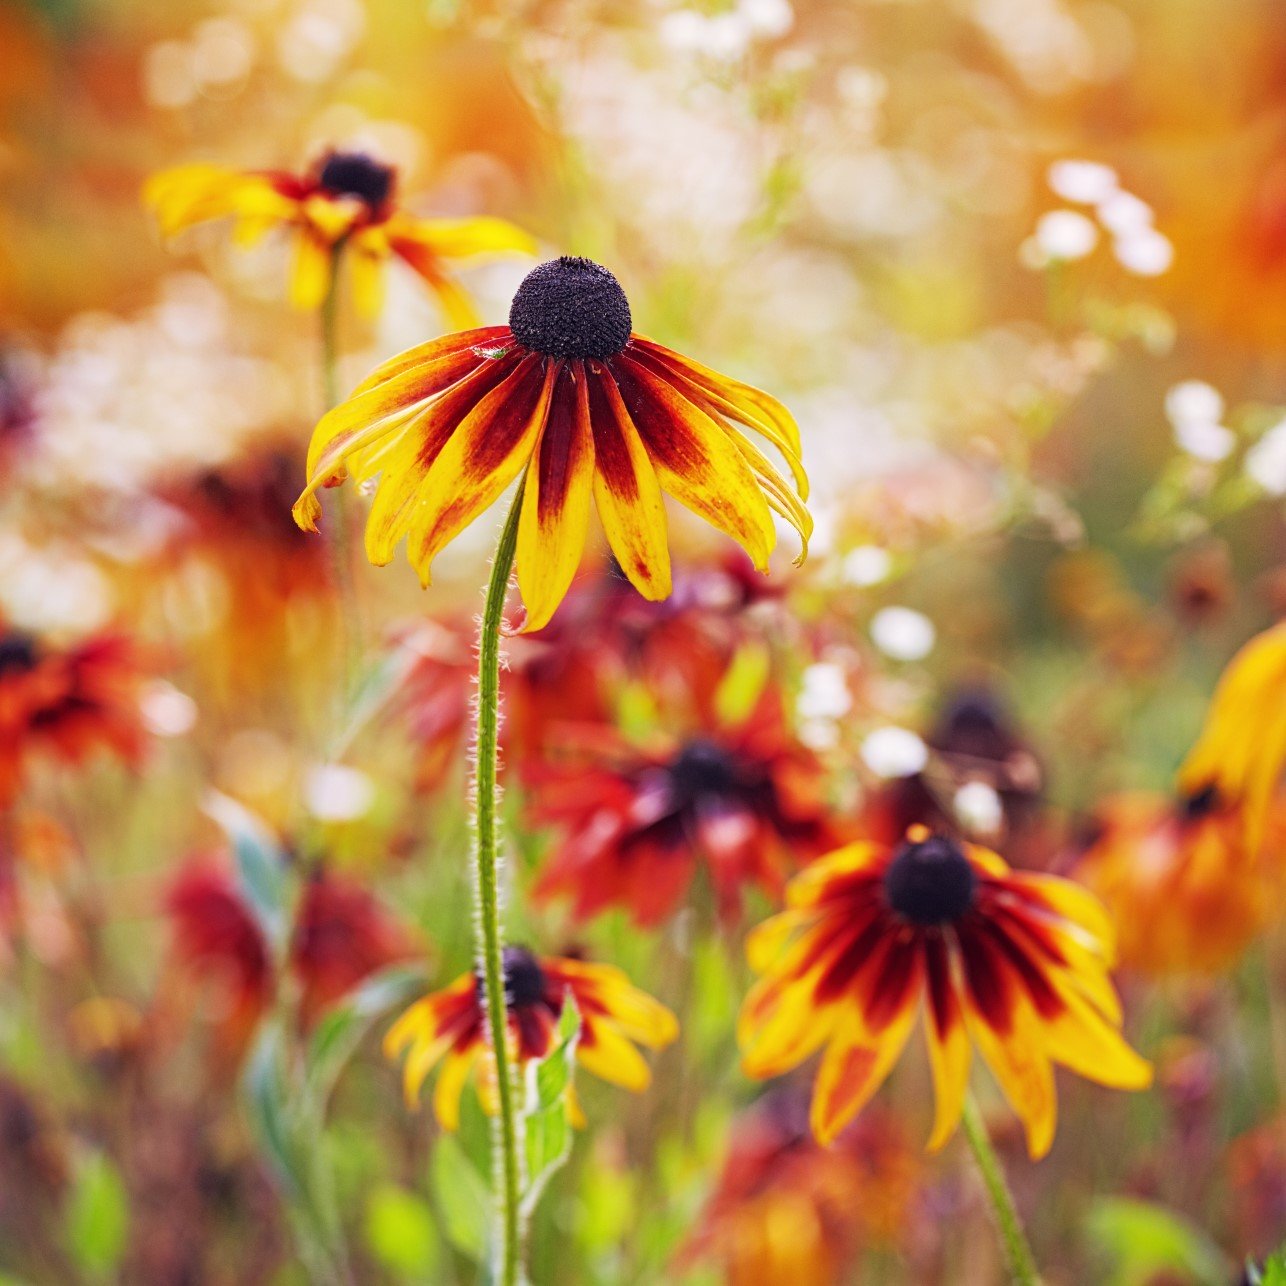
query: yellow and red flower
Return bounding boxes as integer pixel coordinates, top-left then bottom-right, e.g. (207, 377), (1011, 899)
(383, 946), (677, 1130)
(528, 682), (834, 926)
(144, 150), (535, 321)
(0, 627), (152, 807)
(678, 1090), (919, 1286)
(739, 827), (1152, 1157)
(292, 256), (811, 631)
(1179, 621), (1286, 852)
(1075, 789), (1278, 976)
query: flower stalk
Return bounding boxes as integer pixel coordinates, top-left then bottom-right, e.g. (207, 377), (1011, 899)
(961, 1093), (1040, 1285)
(474, 487), (527, 1285)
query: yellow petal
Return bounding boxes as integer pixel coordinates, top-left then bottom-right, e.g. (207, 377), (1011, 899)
(966, 994), (1057, 1160)
(288, 230), (333, 311)
(388, 213), (538, 260)
(433, 1046), (477, 1131)
(576, 1019), (653, 1092)
(517, 364), (596, 631)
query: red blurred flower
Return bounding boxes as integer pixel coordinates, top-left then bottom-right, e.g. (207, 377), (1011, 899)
(164, 859), (416, 1057)
(528, 680), (834, 925)
(0, 627), (152, 807)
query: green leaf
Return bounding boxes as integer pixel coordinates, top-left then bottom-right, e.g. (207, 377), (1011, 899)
(306, 964), (425, 1109)
(1087, 1197), (1228, 1286)
(1256, 1249), (1286, 1285)
(65, 1151), (128, 1277)
(713, 643), (770, 726)
(243, 1022), (303, 1197)
(431, 1133), (490, 1262)
(364, 1183), (440, 1279)
(521, 998), (581, 1218)
(203, 791), (290, 949)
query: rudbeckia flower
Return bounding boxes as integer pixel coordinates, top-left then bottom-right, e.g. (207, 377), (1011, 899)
(0, 628), (152, 807)
(383, 946), (677, 1130)
(144, 150), (535, 321)
(1179, 621), (1286, 851)
(527, 680), (834, 925)
(292, 255), (811, 631)
(738, 827), (1152, 1157)
(1075, 789), (1277, 976)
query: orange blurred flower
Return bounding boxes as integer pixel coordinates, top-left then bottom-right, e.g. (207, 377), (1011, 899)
(292, 256), (810, 630)
(0, 627), (152, 807)
(383, 946), (677, 1130)
(739, 828), (1151, 1157)
(145, 150), (535, 322)
(528, 680), (834, 926)
(1075, 790), (1276, 976)
(679, 1091), (920, 1286)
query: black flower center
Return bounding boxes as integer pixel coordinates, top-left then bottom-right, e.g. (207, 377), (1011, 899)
(497, 946), (547, 1010)
(316, 151), (395, 208)
(0, 632), (38, 678)
(669, 738), (741, 798)
(1180, 783), (1221, 821)
(883, 834), (977, 926)
(508, 257), (632, 360)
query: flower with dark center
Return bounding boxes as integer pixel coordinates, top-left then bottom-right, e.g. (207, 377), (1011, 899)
(528, 681), (834, 925)
(1179, 620), (1286, 852)
(292, 255), (811, 631)
(739, 825), (1152, 1155)
(316, 150), (395, 208)
(883, 834), (977, 926)
(145, 154), (534, 320)
(0, 629), (152, 808)
(385, 948), (677, 1130)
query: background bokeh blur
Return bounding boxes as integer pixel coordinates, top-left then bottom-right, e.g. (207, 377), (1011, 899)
(5, 0), (1286, 1282)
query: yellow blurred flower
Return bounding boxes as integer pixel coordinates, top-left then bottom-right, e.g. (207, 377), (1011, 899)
(144, 150), (535, 322)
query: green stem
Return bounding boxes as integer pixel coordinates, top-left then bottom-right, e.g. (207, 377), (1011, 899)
(474, 487), (526, 1286)
(961, 1094), (1041, 1285)
(319, 250), (360, 695)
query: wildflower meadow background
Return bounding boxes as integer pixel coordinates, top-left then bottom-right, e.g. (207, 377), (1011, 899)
(4, 0), (1286, 1282)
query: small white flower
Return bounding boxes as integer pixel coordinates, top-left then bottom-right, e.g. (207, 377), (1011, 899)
(1047, 159), (1118, 205)
(304, 764), (376, 823)
(1035, 210), (1099, 261)
(861, 727), (928, 779)
(1115, 227), (1173, 276)
(1165, 380), (1224, 427)
(842, 544), (893, 587)
(797, 662), (853, 721)
(1096, 189), (1154, 235)
(954, 781), (1004, 836)
(1245, 418), (1286, 495)
(871, 606), (936, 661)
(1174, 419), (1235, 463)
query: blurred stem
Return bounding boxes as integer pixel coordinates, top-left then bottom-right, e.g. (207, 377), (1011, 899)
(319, 249), (360, 696)
(474, 487), (526, 1286)
(961, 1095), (1040, 1285)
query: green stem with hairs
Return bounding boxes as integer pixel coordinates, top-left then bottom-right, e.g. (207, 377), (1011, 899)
(961, 1094), (1041, 1285)
(474, 487), (526, 1285)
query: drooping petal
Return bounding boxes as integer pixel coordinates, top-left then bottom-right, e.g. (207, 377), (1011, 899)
(923, 936), (971, 1151)
(586, 367), (672, 601)
(612, 355), (776, 569)
(143, 165), (299, 239)
(293, 347), (512, 531)
(433, 1045), (478, 1131)
(387, 212), (538, 261)
(547, 959), (678, 1047)
(406, 355), (557, 585)
(576, 1019), (654, 1091)
(809, 999), (918, 1146)
(350, 327), (513, 398)
(739, 975), (842, 1080)
(288, 229), (333, 311)
(516, 363), (596, 631)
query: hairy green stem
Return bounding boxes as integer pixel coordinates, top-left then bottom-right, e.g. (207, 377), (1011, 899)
(474, 488), (526, 1285)
(961, 1094), (1040, 1284)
